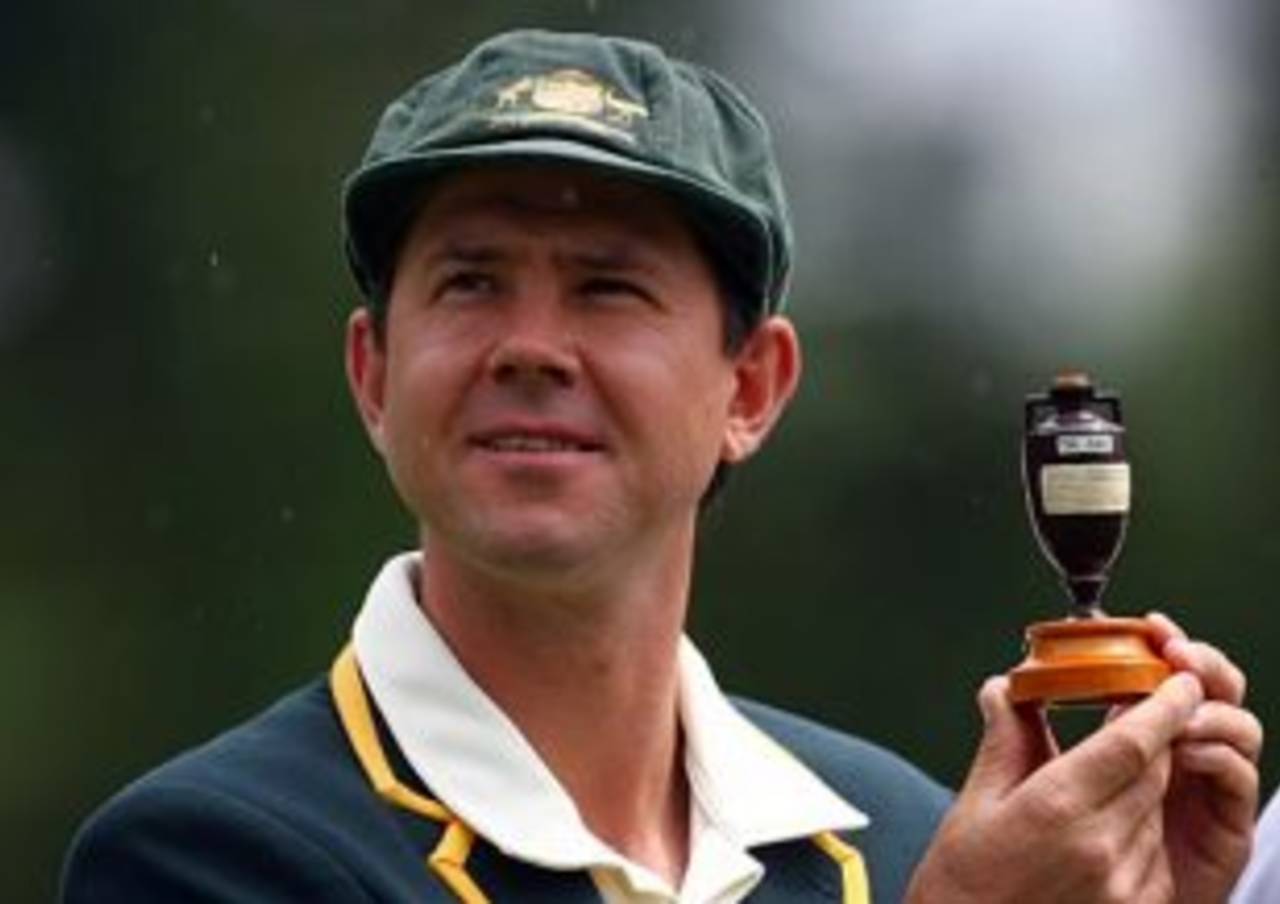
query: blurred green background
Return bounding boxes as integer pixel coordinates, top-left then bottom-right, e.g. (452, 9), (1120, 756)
(3, 2), (1277, 900)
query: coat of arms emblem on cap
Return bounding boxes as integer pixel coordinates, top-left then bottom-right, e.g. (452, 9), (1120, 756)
(489, 68), (649, 141)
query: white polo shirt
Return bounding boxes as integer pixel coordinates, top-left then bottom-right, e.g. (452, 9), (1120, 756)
(1232, 789), (1280, 904)
(352, 553), (867, 904)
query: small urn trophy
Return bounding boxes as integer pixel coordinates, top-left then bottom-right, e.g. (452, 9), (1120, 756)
(1008, 371), (1171, 706)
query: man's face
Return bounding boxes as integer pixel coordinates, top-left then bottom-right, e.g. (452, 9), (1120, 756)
(347, 165), (797, 583)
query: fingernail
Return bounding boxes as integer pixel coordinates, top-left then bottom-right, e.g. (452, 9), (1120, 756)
(1174, 671), (1204, 703)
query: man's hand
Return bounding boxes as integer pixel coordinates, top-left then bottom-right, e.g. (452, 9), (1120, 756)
(905, 615), (1261, 904)
(1147, 613), (1261, 903)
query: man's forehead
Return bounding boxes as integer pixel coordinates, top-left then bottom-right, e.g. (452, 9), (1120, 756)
(411, 165), (692, 237)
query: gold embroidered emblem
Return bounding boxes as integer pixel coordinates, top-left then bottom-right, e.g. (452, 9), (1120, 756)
(489, 69), (649, 141)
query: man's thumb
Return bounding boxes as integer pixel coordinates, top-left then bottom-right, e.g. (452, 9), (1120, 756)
(962, 675), (1055, 797)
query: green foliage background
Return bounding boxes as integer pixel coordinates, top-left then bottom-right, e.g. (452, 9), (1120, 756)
(2, 3), (1276, 900)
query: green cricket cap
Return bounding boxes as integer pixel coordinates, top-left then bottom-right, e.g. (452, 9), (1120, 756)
(342, 29), (793, 322)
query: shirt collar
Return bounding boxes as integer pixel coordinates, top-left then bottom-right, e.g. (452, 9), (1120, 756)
(351, 551), (867, 874)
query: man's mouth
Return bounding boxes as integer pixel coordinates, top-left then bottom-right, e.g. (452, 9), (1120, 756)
(480, 434), (597, 453)
(470, 428), (605, 454)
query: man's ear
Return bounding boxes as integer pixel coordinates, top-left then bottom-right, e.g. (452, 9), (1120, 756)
(345, 307), (389, 455)
(721, 315), (802, 464)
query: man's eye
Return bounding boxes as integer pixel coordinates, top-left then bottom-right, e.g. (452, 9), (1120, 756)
(438, 271), (498, 299)
(581, 277), (649, 303)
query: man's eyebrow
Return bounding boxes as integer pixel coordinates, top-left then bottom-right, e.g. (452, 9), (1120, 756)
(566, 244), (661, 273)
(427, 240), (507, 265)
(427, 238), (664, 274)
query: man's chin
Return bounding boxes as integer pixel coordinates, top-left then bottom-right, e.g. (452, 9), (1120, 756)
(465, 513), (603, 572)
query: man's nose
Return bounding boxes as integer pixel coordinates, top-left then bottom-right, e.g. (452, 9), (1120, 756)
(486, 295), (579, 390)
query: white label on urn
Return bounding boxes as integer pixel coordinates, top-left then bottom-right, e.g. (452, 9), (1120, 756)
(1056, 434), (1115, 456)
(1041, 463), (1131, 515)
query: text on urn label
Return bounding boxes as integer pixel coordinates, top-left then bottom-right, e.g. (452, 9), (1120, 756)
(1040, 463), (1131, 515)
(1056, 434), (1116, 456)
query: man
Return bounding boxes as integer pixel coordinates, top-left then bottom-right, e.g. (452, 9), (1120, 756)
(62, 29), (1260, 903)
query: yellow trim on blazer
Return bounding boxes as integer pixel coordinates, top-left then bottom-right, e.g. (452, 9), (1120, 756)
(331, 643), (869, 903)
(331, 645), (489, 903)
(814, 830), (871, 904)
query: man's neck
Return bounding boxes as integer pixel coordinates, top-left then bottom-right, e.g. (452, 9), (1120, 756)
(415, 540), (694, 886)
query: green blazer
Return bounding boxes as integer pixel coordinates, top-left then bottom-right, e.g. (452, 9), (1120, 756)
(62, 663), (950, 902)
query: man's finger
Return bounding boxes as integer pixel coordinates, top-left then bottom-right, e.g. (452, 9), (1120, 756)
(1145, 610), (1187, 644)
(1181, 700), (1264, 764)
(963, 675), (1058, 797)
(1145, 612), (1247, 704)
(1025, 672), (1202, 807)
(1173, 741), (1261, 815)
(1163, 638), (1247, 705)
